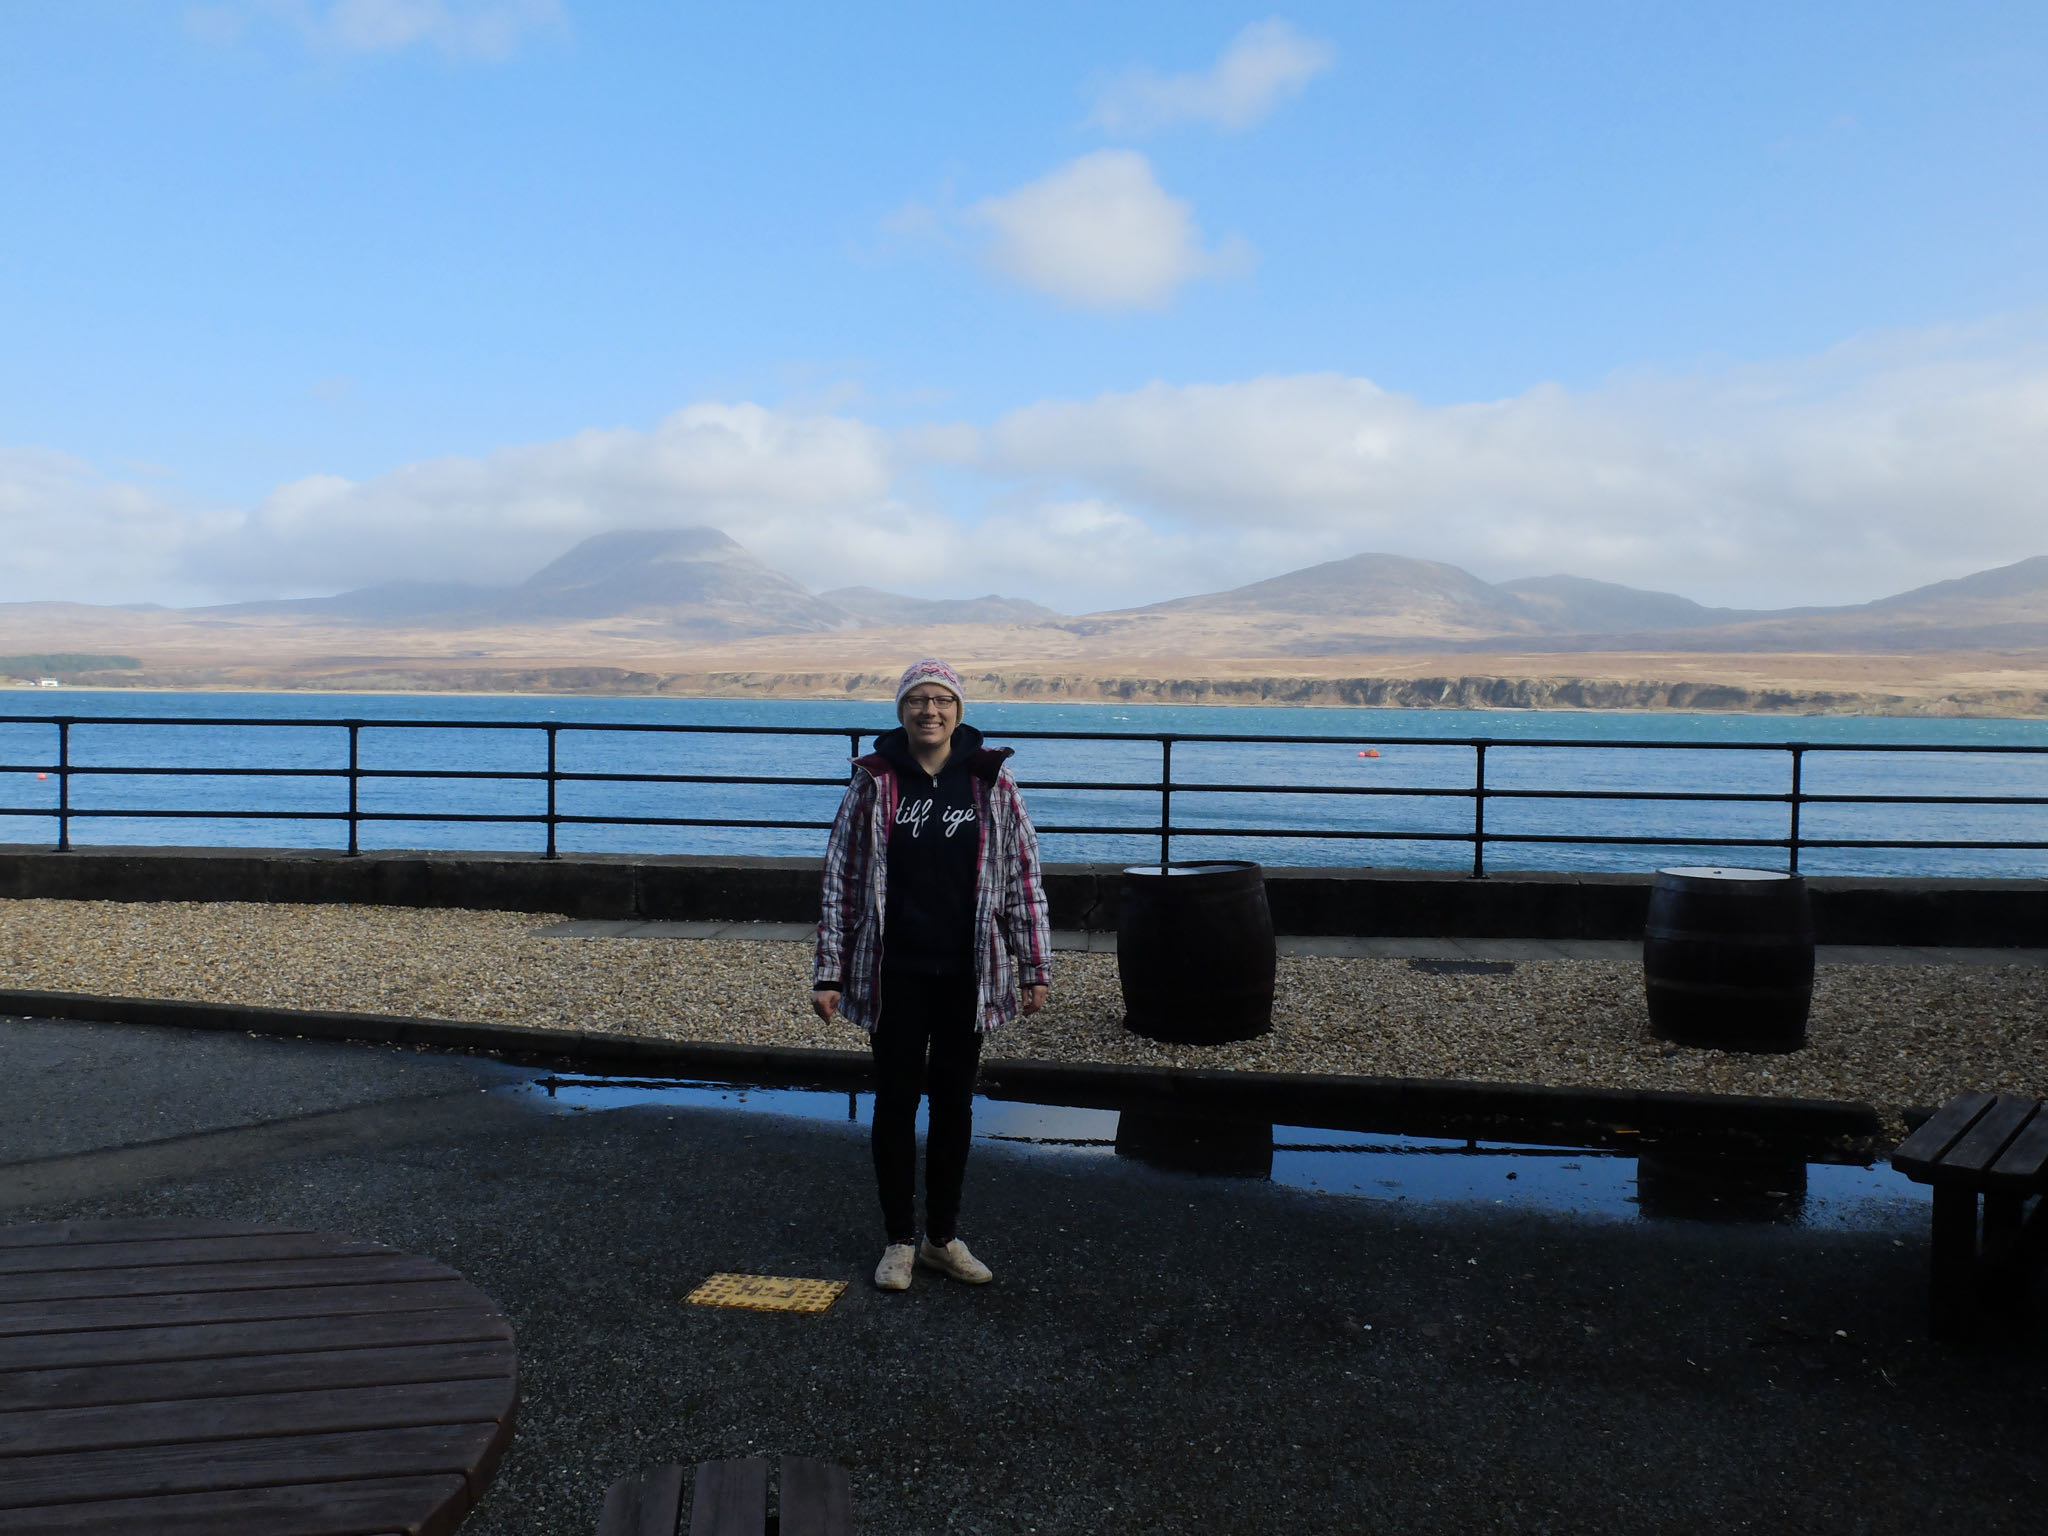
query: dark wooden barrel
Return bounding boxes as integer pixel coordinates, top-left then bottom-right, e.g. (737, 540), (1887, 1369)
(1117, 861), (1276, 1044)
(1643, 866), (1814, 1053)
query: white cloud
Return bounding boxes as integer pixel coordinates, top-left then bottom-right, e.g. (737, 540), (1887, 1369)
(187, 0), (563, 61)
(1090, 19), (1335, 135)
(0, 449), (237, 607)
(10, 317), (2048, 614)
(969, 150), (1251, 312)
(194, 403), (903, 596)
(978, 317), (2048, 608)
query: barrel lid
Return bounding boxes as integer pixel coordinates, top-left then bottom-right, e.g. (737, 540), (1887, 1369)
(1122, 861), (1260, 877)
(1658, 865), (1792, 881)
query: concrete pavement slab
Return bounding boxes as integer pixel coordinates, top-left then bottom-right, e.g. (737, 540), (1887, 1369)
(0, 1013), (524, 1163)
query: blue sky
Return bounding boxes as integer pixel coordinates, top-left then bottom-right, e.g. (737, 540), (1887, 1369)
(3, 1), (2046, 611)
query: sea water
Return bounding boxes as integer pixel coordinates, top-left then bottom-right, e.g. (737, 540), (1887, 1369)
(1, 690), (2044, 877)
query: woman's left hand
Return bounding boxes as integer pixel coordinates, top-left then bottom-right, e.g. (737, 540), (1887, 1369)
(1021, 984), (1047, 1015)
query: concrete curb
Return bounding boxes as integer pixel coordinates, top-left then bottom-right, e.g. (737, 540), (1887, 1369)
(0, 988), (874, 1090)
(975, 1058), (1884, 1151)
(0, 987), (1885, 1154)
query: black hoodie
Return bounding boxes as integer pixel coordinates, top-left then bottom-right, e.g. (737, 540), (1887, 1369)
(876, 722), (983, 974)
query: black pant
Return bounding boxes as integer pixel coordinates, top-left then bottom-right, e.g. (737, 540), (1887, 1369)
(870, 968), (983, 1246)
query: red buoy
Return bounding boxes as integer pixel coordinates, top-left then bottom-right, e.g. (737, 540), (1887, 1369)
(1359, 749), (1381, 758)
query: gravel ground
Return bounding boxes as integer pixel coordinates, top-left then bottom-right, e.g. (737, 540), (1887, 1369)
(3, 899), (2044, 1125)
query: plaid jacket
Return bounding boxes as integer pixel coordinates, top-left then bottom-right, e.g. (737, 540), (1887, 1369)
(814, 745), (1051, 1033)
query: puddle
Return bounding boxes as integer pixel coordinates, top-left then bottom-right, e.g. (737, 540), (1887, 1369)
(512, 1074), (1929, 1231)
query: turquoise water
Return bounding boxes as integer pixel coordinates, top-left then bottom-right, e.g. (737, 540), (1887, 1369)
(2, 690), (2045, 876)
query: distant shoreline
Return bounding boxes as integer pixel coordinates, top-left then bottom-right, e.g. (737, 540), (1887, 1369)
(10, 667), (2048, 718)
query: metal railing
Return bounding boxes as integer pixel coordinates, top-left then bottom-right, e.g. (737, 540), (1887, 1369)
(3, 713), (2047, 875)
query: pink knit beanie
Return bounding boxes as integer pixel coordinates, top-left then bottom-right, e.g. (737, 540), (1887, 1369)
(895, 657), (967, 710)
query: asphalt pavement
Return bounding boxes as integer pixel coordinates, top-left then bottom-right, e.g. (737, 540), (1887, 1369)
(3, 1013), (2042, 1535)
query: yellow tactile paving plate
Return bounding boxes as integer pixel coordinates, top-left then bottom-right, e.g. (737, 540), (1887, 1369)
(685, 1273), (849, 1314)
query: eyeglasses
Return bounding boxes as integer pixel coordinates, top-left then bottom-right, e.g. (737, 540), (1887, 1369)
(902, 692), (959, 713)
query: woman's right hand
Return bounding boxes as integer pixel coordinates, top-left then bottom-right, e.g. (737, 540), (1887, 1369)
(811, 989), (842, 1022)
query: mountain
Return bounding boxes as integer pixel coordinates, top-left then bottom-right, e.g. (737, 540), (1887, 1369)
(1101, 550), (2048, 654)
(1493, 575), (1750, 633)
(21, 529), (2048, 659)
(1576, 555), (2048, 654)
(212, 580), (501, 623)
(1117, 554), (1744, 643)
(1140, 554), (1532, 632)
(1864, 555), (2048, 616)
(206, 528), (857, 640)
(510, 529), (847, 634)
(206, 530), (1060, 638)
(821, 587), (1064, 627)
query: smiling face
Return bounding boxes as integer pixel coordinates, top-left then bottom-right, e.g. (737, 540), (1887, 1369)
(897, 683), (962, 753)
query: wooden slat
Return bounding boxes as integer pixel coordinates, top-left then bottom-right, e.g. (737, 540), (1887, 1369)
(597, 1464), (685, 1536)
(0, 1235), (393, 1278)
(1988, 1103), (2048, 1191)
(0, 1423), (502, 1510)
(689, 1458), (768, 1536)
(0, 1279), (489, 1340)
(596, 1473), (644, 1536)
(1892, 1091), (1996, 1179)
(779, 1456), (852, 1536)
(639, 1466), (687, 1536)
(0, 1222), (309, 1254)
(0, 1377), (516, 1458)
(0, 1338), (515, 1412)
(0, 1254), (448, 1306)
(469, 1390), (519, 1509)
(0, 1472), (470, 1536)
(1939, 1096), (2041, 1178)
(0, 1308), (512, 1375)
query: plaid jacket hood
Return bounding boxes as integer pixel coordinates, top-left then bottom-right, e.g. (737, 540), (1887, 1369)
(814, 730), (1051, 1033)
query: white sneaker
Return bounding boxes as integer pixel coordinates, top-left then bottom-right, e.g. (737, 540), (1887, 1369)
(917, 1237), (993, 1284)
(874, 1243), (915, 1291)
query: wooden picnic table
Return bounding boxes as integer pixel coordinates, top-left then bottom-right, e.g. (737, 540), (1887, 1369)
(0, 1217), (518, 1535)
(1891, 1092), (2048, 1340)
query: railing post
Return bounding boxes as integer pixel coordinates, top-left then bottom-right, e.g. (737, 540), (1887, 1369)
(1471, 739), (1488, 879)
(346, 723), (361, 856)
(1788, 745), (1805, 873)
(543, 724), (559, 860)
(55, 718), (71, 853)
(1159, 736), (1174, 869)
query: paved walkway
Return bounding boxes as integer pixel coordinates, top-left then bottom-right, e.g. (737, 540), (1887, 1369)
(3, 1010), (2039, 1535)
(531, 918), (2048, 966)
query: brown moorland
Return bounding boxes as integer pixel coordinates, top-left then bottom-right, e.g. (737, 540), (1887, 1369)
(6, 530), (2046, 713)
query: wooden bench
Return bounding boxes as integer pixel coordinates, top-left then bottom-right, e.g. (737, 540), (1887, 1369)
(1891, 1091), (2048, 1340)
(598, 1455), (852, 1536)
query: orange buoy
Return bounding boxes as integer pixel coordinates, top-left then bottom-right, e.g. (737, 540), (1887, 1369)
(1360, 748), (1381, 758)
(35, 772), (47, 780)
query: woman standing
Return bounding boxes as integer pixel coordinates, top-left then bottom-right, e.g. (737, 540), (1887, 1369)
(812, 658), (1051, 1291)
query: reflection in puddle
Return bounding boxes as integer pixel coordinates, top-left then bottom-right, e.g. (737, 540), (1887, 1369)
(515, 1075), (1927, 1230)
(1115, 1109), (1274, 1178)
